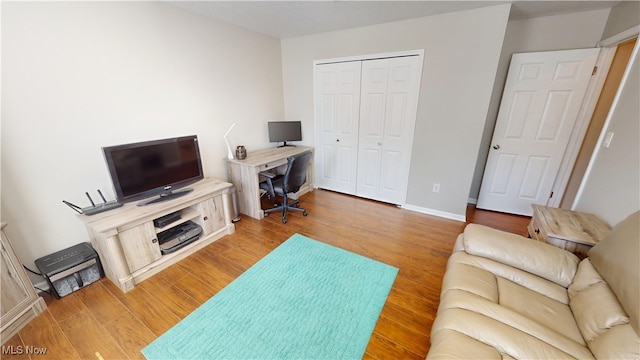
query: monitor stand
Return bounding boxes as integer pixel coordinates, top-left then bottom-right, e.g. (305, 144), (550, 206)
(277, 141), (297, 148)
(137, 188), (194, 206)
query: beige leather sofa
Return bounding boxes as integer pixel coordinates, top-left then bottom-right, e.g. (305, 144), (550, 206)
(427, 211), (639, 359)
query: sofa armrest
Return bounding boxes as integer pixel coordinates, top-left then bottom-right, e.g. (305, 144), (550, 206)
(463, 224), (580, 288)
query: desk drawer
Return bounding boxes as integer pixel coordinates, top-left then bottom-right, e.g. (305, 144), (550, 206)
(256, 158), (288, 173)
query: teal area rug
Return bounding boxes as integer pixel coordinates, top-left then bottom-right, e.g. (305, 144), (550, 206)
(142, 233), (398, 359)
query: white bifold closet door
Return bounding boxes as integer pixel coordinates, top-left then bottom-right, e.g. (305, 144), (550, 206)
(356, 56), (422, 204)
(314, 61), (362, 195)
(315, 54), (422, 205)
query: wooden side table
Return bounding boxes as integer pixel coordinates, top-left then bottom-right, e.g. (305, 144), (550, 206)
(528, 205), (610, 258)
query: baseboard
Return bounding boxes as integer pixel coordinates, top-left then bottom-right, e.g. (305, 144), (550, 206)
(401, 204), (466, 222)
(468, 198), (478, 205)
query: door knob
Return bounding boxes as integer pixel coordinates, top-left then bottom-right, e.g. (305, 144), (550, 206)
(493, 144), (500, 150)
(336, 139), (340, 142)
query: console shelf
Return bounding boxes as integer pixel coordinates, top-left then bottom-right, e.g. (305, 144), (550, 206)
(80, 178), (235, 293)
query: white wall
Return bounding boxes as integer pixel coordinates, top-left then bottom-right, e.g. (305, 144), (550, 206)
(281, 4), (511, 220)
(574, 46), (639, 226)
(1, 2), (283, 279)
(468, 9), (611, 202)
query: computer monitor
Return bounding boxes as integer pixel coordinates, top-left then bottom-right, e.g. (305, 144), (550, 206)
(268, 121), (302, 147)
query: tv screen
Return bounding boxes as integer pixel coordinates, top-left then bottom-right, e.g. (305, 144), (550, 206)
(268, 121), (302, 147)
(102, 135), (204, 205)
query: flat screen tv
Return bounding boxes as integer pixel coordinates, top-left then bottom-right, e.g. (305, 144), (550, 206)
(102, 135), (204, 206)
(268, 121), (302, 147)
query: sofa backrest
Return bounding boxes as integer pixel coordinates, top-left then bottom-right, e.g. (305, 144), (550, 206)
(588, 211), (640, 335)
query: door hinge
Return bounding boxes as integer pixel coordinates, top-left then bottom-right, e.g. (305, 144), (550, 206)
(592, 66), (598, 75)
(550, 191), (554, 199)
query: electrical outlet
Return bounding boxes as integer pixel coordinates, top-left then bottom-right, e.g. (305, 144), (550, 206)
(433, 183), (440, 193)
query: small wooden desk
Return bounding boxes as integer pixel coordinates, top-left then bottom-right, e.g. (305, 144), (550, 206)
(528, 204), (610, 258)
(226, 146), (314, 220)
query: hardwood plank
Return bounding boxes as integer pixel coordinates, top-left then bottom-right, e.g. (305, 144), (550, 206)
(1, 333), (30, 360)
(102, 282), (181, 337)
(365, 332), (424, 360)
(138, 278), (200, 319)
(57, 309), (127, 360)
(171, 273), (219, 304)
(19, 190), (530, 359)
(18, 310), (79, 359)
(102, 312), (157, 360)
(175, 252), (236, 291)
(218, 244), (261, 271)
(137, 260), (202, 319)
(44, 293), (88, 323)
(372, 314), (430, 356)
(74, 281), (128, 324)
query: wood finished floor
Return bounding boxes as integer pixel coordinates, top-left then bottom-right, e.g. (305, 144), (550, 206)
(4, 189), (530, 359)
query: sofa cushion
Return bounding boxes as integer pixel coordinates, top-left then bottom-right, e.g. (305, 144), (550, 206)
(428, 329), (506, 359)
(431, 306), (594, 359)
(498, 277), (585, 345)
(448, 240), (569, 303)
(436, 250), (591, 358)
(463, 224), (579, 287)
(587, 324), (640, 359)
(588, 211), (640, 334)
(569, 260), (629, 342)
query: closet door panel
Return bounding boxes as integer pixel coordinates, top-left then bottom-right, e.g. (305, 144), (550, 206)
(379, 56), (422, 204)
(315, 61), (362, 194)
(380, 149), (403, 200)
(357, 148), (381, 197)
(357, 59), (388, 199)
(357, 56), (422, 204)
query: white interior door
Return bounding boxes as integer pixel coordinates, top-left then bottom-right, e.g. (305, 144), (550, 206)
(314, 61), (362, 194)
(356, 56), (422, 204)
(477, 48), (599, 216)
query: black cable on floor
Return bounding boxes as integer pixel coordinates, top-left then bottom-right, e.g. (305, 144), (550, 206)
(23, 265), (43, 276)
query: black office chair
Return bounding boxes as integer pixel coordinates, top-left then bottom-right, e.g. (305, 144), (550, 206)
(259, 151), (312, 224)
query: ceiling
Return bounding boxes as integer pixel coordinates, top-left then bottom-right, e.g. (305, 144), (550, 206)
(166, 1), (621, 39)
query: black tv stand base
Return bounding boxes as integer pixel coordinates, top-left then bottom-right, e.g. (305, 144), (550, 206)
(137, 188), (194, 206)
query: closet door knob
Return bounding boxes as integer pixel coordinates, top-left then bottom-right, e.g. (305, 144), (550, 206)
(493, 144), (500, 150)
(336, 139), (340, 142)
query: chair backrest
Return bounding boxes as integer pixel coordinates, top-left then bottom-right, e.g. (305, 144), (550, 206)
(283, 151), (312, 193)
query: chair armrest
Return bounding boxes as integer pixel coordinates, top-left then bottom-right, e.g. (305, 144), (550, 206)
(462, 224), (579, 287)
(259, 171), (276, 197)
(259, 171), (277, 179)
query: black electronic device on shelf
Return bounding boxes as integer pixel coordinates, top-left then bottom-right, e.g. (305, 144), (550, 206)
(157, 220), (203, 255)
(153, 211), (182, 228)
